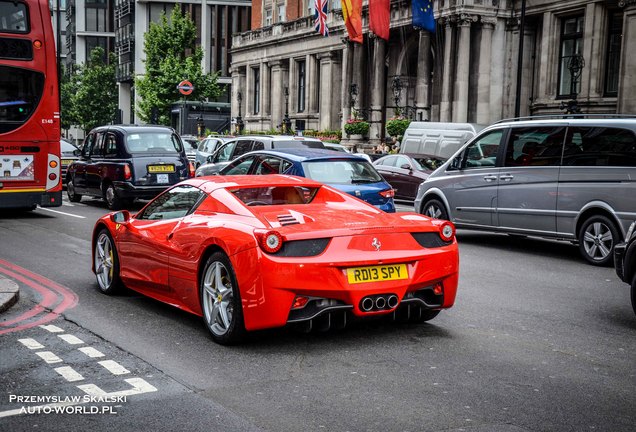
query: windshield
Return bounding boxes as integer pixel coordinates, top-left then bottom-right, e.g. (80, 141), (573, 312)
(272, 140), (324, 149)
(302, 160), (384, 184)
(125, 132), (183, 154)
(0, 1), (29, 33)
(413, 156), (445, 171)
(60, 140), (77, 153)
(0, 66), (44, 133)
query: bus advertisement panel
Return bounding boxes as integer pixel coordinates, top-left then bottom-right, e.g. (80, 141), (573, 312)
(0, 0), (62, 210)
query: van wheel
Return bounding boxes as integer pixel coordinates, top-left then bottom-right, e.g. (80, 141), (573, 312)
(422, 199), (449, 220)
(578, 215), (619, 266)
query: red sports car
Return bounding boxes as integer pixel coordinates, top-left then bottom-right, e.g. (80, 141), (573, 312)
(92, 175), (459, 344)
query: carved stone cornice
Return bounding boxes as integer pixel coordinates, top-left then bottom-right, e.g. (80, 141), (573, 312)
(458, 14), (479, 26)
(481, 16), (497, 28)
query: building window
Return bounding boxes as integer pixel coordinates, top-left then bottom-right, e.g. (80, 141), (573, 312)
(277, 4), (285, 23)
(558, 16), (584, 98)
(604, 12), (623, 97)
(297, 60), (305, 113)
(253, 67), (260, 115)
(265, 8), (272, 26)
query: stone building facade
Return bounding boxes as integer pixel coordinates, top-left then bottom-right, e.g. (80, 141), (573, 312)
(230, 0), (636, 146)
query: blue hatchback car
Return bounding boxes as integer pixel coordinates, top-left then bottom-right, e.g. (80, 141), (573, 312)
(216, 148), (396, 212)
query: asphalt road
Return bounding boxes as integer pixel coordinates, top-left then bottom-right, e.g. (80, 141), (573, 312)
(0, 195), (634, 432)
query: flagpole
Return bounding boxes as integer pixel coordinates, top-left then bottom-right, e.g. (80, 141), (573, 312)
(514, 0), (527, 118)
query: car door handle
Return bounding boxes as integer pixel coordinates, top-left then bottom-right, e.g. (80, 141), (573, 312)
(499, 174), (514, 181)
(483, 175), (497, 182)
(167, 233), (174, 240)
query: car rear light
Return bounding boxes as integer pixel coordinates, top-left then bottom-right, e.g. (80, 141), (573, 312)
(439, 221), (455, 242)
(379, 188), (395, 198)
(433, 283), (443, 295)
(49, 160), (58, 168)
(48, 173), (57, 181)
(189, 162), (195, 178)
(255, 230), (284, 254)
(123, 164), (132, 180)
(33, 40), (42, 49)
(291, 296), (310, 310)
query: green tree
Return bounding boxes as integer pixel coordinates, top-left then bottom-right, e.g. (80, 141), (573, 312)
(59, 65), (76, 131)
(72, 47), (118, 134)
(135, 7), (220, 125)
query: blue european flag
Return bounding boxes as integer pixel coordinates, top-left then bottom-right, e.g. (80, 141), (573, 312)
(412, 0), (435, 33)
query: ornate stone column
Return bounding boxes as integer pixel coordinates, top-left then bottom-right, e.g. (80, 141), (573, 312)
(618, 0), (636, 113)
(453, 15), (474, 123)
(317, 52), (342, 130)
(476, 17), (495, 124)
(440, 18), (454, 122)
(415, 30), (432, 121)
(261, 61), (271, 117)
(269, 60), (286, 130)
(307, 55), (319, 114)
(340, 42), (353, 130)
(351, 43), (365, 114)
(370, 36), (386, 146)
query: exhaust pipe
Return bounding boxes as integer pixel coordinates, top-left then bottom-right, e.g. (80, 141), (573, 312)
(361, 297), (374, 312)
(375, 296), (386, 309)
(387, 294), (399, 309)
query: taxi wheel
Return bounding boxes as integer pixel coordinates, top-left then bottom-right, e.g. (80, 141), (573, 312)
(578, 215), (618, 266)
(104, 183), (123, 210)
(422, 199), (449, 221)
(200, 252), (245, 345)
(67, 178), (82, 202)
(94, 229), (123, 295)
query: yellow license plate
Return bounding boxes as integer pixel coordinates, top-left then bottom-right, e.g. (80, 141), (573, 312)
(346, 264), (408, 284)
(148, 165), (175, 173)
(61, 159), (73, 165)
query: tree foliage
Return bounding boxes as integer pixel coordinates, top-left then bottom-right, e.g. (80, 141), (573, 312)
(68, 47), (118, 134)
(60, 65), (76, 131)
(136, 7), (220, 125)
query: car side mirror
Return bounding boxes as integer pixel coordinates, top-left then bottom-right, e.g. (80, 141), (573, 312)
(73, 149), (81, 157)
(400, 163), (411, 170)
(110, 210), (130, 224)
(449, 155), (463, 170)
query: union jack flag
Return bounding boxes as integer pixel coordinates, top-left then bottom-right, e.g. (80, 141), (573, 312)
(314, 0), (329, 37)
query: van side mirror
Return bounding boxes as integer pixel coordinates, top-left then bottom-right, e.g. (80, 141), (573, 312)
(110, 210), (130, 224)
(206, 155), (213, 163)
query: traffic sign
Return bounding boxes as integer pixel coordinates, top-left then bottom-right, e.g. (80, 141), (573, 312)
(177, 80), (194, 96)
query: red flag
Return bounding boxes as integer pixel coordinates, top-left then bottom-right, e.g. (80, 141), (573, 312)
(369, 0), (390, 41)
(341, 0), (363, 43)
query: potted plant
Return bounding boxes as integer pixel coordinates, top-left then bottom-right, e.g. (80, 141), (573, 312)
(385, 117), (410, 140)
(344, 119), (370, 138)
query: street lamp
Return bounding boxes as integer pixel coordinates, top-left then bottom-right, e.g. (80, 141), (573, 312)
(560, 53), (585, 114)
(282, 86), (292, 134)
(235, 91), (244, 134)
(391, 76), (403, 117)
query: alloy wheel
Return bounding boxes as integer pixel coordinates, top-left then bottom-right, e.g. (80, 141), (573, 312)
(202, 261), (235, 337)
(582, 221), (613, 261)
(95, 232), (114, 291)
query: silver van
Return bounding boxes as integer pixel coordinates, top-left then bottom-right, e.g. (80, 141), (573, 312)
(414, 117), (636, 265)
(401, 122), (484, 159)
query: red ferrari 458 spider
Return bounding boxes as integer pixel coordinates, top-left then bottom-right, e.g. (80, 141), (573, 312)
(92, 175), (459, 344)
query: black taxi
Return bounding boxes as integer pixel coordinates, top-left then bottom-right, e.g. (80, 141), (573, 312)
(614, 220), (636, 316)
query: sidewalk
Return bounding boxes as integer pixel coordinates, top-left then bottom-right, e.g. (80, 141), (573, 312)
(0, 274), (19, 313)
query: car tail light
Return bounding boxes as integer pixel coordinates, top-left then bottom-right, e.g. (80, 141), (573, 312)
(48, 173), (57, 181)
(291, 296), (309, 309)
(189, 161), (195, 178)
(123, 164), (132, 180)
(49, 160), (58, 168)
(379, 188), (395, 198)
(439, 221), (455, 242)
(255, 229), (284, 254)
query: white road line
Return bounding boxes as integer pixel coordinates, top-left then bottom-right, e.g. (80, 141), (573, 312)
(77, 377), (157, 398)
(39, 324), (64, 333)
(58, 334), (84, 345)
(35, 351), (63, 364)
(78, 347), (105, 358)
(54, 366), (84, 382)
(98, 360), (130, 376)
(18, 338), (44, 350)
(61, 202), (75, 207)
(36, 207), (86, 219)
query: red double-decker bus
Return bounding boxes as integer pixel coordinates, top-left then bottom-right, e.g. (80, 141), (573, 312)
(0, 0), (61, 210)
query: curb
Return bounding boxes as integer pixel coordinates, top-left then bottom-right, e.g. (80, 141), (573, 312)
(0, 275), (19, 313)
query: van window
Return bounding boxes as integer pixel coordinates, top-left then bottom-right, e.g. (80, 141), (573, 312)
(215, 142), (236, 163)
(462, 130), (503, 169)
(233, 140), (253, 157)
(504, 127), (566, 167)
(563, 127), (636, 166)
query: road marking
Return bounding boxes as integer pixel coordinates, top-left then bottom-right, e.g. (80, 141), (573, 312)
(18, 338), (44, 350)
(35, 351), (63, 364)
(54, 366), (84, 382)
(98, 360), (130, 376)
(39, 324), (64, 333)
(36, 207), (86, 219)
(78, 347), (105, 358)
(58, 334), (84, 345)
(78, 377), (157, 398)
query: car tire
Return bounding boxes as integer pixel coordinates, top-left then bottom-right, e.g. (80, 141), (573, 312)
(104, 183), (123, 210)
(67, 178), (82, 202)
(200, 252), (245, 345)
(631, 273), (636, 317)
(94, 229), (123, 295)
(421, 198), (449, 220)
(578, 215), (619, 266)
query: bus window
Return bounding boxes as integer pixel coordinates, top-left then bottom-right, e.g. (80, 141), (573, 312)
(0, 1), (29, 33)
(0, 66), (44, 133)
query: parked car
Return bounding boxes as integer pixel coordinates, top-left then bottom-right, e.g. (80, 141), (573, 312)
(323, 142), (351, 152)
(194, 135), (233, 168)
(415, 116), (636, 266)
(92, 175), (458, 344)
(180, 135), (199, 163)
(218, 148), (396, 213)
(614, 220), (636, 316)
(67, 125), (193, 209)
(60, 139), (79, 184)
(195, 135), (324, 177)
(373, 153), (445, 201)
